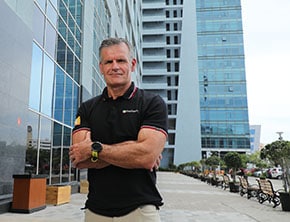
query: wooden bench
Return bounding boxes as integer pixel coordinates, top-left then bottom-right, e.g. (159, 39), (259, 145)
(214, 175), (224, 188)
(221, 174), (230, 190)
(209, 175), (223, 187)
(205, 173), (212, 185)
(238, 176), (259, 199)
(256, 178), (282, 208)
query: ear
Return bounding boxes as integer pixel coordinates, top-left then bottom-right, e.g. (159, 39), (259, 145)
(131, 58), (137, 72)
(99, 62), (104, 75)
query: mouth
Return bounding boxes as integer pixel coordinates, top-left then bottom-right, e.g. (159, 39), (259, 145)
(109, 72), (123, 77)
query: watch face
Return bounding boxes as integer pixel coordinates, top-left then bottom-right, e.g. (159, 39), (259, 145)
(92, 142), (102, 152)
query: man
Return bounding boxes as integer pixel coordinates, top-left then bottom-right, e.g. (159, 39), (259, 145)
(69, 37), (168, 222)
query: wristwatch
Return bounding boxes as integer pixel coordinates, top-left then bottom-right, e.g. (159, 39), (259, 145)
(91, 141), (103, 162)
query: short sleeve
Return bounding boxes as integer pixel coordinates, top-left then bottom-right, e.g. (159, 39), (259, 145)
(72, 103), (91, 134)
(141, 94), (168, 136)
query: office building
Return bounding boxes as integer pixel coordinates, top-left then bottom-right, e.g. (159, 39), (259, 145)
(197, 0), (250, 158)
(142, 0), (250, 166)
(250, 125), (261, 153)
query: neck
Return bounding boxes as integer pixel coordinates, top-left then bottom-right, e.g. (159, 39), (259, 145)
(107, 83), (131, 100)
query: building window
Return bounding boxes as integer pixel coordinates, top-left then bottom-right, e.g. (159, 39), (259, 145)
(175, 62), (179, 71)
(174, 49), (179, 58)
(168, 133), (175, 145)
(173, 10), (177, 17)
(174, 36), (178, 44)
(174, 23), (178, 31)
(166, 11), (170, 18)
(166, 23), (170, 31)
(29, 43), (43, 111)
(167, 63), (171, 72)
(166, 36), (170, 44)
(167, 49), (171, 58)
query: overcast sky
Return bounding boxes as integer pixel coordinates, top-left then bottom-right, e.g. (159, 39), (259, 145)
(241, 0), (290, 144)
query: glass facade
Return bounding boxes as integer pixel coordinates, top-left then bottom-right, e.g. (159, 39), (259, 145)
(91, 0), (110, 98)
(0, 0), (142, 210)
(25, 0), (141, 184)
(25, 0), (83, 184)
(196, 0), (250, 155)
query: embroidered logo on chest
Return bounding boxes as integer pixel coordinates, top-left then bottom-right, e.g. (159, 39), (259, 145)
(122, 109), (139, 114)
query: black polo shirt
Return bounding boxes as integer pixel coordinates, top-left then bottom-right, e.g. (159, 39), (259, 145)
(73, 82), (168, 217)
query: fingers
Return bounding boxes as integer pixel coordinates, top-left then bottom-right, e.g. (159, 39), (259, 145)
(151, 154), (163, 171)
(69, 137), (92, 167)
(69, 144), (80, 167)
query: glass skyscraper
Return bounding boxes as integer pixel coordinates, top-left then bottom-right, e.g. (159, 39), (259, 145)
(196, 0), (250, 158)
(142, 0), (250, 165)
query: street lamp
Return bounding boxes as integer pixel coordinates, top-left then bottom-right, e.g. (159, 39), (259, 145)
(276, 131), (284, 141)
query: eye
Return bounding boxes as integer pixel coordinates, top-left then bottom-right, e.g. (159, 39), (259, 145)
(117, 59), (127, 63)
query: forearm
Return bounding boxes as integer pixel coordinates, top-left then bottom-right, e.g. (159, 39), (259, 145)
(70, 129), (166, 170)
(76, 159), (110, 169)
(99, 130), (166, 169)
(100, 142), (149, 169)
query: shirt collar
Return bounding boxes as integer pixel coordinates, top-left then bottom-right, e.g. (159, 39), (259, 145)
(101, 82), (137, 101)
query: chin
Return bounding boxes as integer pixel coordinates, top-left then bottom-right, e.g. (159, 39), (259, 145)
(108, 81), (130, 87)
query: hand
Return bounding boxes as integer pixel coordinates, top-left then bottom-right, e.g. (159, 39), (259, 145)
(151, 154), (162, 171)
(69, 131), (92, 167)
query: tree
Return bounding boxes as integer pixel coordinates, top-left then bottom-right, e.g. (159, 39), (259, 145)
(261, 140), (290, 193)
(205, 155), (220, 172)
(224, 152), (242, 182)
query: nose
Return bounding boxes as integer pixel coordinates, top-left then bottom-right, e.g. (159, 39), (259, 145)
(111, 60), (119, 70)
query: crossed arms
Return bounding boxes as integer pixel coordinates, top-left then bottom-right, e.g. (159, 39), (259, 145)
(69, 127), (167, 170)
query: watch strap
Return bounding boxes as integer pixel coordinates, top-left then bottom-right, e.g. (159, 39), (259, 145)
(91, 150), (98, 162)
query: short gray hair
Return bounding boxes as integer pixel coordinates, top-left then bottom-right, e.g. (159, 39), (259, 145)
(99, 37), (134, 60)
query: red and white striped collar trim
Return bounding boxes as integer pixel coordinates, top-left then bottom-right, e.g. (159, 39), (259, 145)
(128, 86), (138, 100)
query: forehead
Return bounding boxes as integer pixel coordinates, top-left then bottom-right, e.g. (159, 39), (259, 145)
(100, 43), (130, 59)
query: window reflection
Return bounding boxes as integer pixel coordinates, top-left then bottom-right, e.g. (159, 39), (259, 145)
(54, 66), (65, 122)
(57, 36), (66, 70)
(41, 54), (54, 117)
(45, 21), (57, 57)
(47, 1), (58, 27)
(25, 111), (40, 174)
(52, 122), (62, 183)
(25, 0), (82, 186)
(66, 47), (74, 78)
(64, 75), (73, 126)
(35, 0), (46, 12)
(62, 126), (72, 182)
(33, 4), (45, 46)
(38, 116), (52, 175)
(29, 43), (42, 111)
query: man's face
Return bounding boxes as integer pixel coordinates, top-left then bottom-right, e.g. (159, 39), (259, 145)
(99, 42), (136, 89)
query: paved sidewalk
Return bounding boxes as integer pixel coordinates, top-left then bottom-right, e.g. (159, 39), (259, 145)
(158, 172), (289, 222)
(0, 172), (289, 221)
